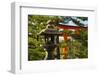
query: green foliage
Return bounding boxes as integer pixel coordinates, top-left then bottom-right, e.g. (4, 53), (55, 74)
(28, 15), (60, 60)
(28, 48), (46, 60)
(28, 15), (88, 60)
(59, 41), (67, 48)
(65, 29), (88, 59)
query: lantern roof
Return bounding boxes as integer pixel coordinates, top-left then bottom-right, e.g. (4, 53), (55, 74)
(39, 28), (62, 35)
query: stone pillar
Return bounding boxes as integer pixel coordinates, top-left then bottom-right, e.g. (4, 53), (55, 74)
(56, 36), (60, 59)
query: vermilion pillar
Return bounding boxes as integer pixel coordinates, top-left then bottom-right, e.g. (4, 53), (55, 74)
(63, 34), (68, 58)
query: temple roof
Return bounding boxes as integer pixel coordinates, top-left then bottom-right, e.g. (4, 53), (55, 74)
(59, 16), (88, 27)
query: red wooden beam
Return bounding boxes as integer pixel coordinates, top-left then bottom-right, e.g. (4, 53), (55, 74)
(57, 25), (87, 30)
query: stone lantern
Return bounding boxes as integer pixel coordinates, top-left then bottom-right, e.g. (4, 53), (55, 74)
(38, 20), (62, 59)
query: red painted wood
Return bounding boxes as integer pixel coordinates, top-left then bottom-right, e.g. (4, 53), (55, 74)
(57, 25), (87, 30)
